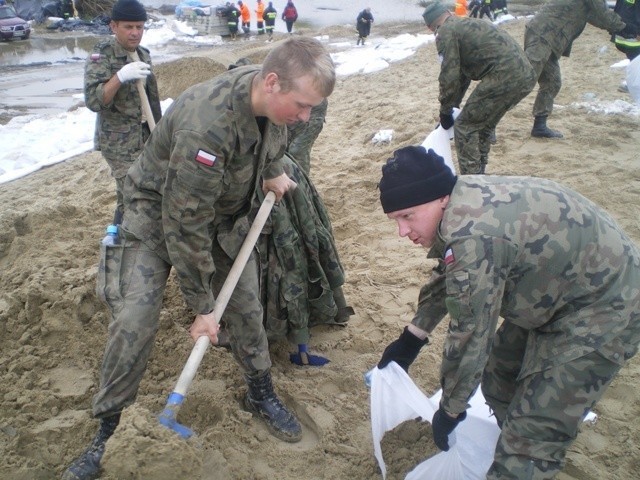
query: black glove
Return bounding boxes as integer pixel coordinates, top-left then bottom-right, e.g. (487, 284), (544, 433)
(439, 112), (455, 130)
(377, 326), (429, 372)
(432, 407), (467, 451)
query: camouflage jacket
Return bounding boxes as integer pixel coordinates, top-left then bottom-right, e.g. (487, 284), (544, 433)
(262, 155), (345, 344)
(84, 38), (162, 170)
(435, 16), (532, 115)
(411, 176), (640, 414)
(225, 154), (346, 343)
(121, 66), (287, 315)
(526, 0), (626, 58)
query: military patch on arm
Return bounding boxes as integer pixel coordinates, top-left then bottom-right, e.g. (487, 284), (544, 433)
(195, 149), (217, 167)
(90, 53), (101, 62)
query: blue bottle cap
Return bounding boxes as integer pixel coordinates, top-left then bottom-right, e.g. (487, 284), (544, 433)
(106, 225), (118, 235)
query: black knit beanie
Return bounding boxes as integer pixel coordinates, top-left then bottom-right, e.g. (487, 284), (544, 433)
(111, 0), (148, 22)
(379, 146), (457, 214)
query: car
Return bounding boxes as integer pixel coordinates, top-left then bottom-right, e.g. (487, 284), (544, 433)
(0, 4), (31, 41)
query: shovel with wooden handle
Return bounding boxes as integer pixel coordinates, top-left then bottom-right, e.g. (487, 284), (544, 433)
(158, 191), (276, 438)
(128, 50), (156, 131)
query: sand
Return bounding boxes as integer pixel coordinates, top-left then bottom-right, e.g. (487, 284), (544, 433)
(1, 16), (639, 480)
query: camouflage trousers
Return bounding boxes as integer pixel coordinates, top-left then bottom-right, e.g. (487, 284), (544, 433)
(92, 234), (270, 418)
(481, 322), (622, 479)
(524, 26), (562, 119)
(454, 66), (535, 174)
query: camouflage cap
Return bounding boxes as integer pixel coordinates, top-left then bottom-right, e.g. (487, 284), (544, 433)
(379, 146), (457, 213)
(422, 2), (449, 27)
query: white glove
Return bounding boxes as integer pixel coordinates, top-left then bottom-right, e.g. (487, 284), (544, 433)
(116, 61), (151, 83)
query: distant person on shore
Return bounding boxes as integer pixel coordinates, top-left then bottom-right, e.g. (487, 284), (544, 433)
(282, 0), (298, 34)
(264, 1), (277, 41)
(225, 2), (241, 39)
(491, 0), (508, 18)
(356, 7), (374, 46)
(611, 0), (640, 61)
(422, 2), (535, 174)
(238, 0), (250, 35)
(468, 0), (493, 20)
(255, 0), (265, 34)
(84, 0), (161, 227)
(524, 0), (627, 138)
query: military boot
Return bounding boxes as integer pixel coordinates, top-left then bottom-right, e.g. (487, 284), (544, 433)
(479, 156), (488, 174)
(531, 115), (563, 138)
(62, 413), (121, 480)
(244, 371), (302, 443)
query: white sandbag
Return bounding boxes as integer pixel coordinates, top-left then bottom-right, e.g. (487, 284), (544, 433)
(627, 55), (640, 105)
(420, 107), (460, 175)
(370, 362), (500, 480)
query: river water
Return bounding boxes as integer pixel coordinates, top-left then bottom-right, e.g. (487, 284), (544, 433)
(0, 0), (423, 119)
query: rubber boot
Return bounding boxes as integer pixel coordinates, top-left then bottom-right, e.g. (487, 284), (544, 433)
(531, 115), (563, 138)
(357, 37), (361, 46)
(479, 155), (488, 174)
(244, 371), (302, 443)
(62, 413), (121, 480)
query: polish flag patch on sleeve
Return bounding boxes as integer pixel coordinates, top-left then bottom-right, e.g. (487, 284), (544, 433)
(444, 248), (455, 265)
(195, 149), (217, 167)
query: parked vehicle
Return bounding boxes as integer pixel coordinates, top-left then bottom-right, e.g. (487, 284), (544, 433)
(0, 5), (31, 41)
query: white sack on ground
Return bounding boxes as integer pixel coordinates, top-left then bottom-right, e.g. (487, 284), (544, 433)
(369, 363), (500, 480)
(627, 55), (640, 104)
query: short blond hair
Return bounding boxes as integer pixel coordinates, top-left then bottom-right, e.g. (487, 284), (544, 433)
(261, 37), (336, 97)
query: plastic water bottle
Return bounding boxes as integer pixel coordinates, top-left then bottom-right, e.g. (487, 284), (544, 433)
(101, 224), (119, 246)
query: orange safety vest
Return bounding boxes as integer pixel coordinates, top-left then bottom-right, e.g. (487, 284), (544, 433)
(239, 3), (250, 22)
(255, 1), (264, 21)
(454, 0), (467, 16)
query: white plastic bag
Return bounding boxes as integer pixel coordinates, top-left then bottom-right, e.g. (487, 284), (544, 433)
(627, 54), (640, 105)
(370, 362), (500, 480)
(420, 107), (460, 175)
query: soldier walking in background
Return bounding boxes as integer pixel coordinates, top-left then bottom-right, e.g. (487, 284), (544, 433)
(422, 2), (535, 174)
(524, 0), (627, 138)
(84, 0), (161, 227)
(286, 99), (328, 174)
(377, 146), (640, 480)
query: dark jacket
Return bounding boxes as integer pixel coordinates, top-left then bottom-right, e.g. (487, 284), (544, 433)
(356, 9), (374, 37)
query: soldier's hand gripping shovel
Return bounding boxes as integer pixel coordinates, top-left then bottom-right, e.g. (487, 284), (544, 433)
(128, 50), (156, 131)
(158, 191), (277, 438)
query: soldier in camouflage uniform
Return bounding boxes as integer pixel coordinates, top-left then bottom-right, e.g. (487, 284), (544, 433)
(377, 146), (640, 479)
(422, 2), (536, 174)
(286, 98), (328, 175)
(84, 0), (162, 226)
(524, 0), (626, 138)
(63, 37), (336, 480)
